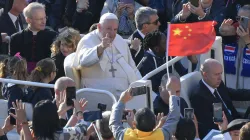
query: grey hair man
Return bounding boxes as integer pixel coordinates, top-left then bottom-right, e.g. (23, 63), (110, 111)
(129, 7), (160, 65)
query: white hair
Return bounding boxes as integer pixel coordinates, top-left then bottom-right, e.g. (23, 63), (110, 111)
(23, 2), (45, 19)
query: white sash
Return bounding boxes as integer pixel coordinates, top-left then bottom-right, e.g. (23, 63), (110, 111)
(116, 54), (137, 84)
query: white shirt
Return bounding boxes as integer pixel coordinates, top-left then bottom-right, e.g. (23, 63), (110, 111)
(202, 79), (231, 114)
(8, 12), (21, 32)
(202, 79), (215, 95)
(137, 29), (145, 39)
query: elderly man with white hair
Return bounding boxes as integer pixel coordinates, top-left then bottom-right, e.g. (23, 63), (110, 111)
(10, 2), (57, 73)
(74, 13), (141, 98)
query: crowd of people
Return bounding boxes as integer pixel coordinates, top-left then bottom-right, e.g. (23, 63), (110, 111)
(0, 0), (250, 139)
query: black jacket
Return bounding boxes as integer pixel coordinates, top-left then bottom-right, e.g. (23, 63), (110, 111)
(2, 84), (25, 109)
(139, 51), (187, 93)
(190, 80), (250, 139)
(154, 95), (188, 116)
(10, 28), (57, 62)
(51, 52), (66, 83)
(30, 88), (53, 107)
(0, 8), (23, 54)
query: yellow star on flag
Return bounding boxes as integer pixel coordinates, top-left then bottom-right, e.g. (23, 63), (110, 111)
(173, 28), (182, 36)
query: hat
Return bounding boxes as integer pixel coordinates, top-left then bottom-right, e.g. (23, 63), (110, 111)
(99, 13), (118, 24)
(222, 119), (250, 133)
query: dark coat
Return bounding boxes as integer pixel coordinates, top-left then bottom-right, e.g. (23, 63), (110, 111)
(51, 52), (66, 83)
(0, 8), (23, 54)
(190, 80), (250, 139)
(154, 95), (188, 116)
(30, 87), (53, 107)
(139, 51), (187, 93)
(10, 28), (57, 62)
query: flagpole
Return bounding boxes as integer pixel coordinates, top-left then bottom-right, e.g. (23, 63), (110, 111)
(166, 23), (171, 79)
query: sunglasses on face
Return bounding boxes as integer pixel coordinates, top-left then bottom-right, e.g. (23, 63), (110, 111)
(146, 18), (159, 25)
(236, 16), (250, 21)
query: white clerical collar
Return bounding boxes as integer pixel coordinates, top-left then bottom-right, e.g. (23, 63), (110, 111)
(28, 27), (38, 35)
(137, 29), (145, 39)
(202, 79), (215, 95)
(8, 12), (18, 25)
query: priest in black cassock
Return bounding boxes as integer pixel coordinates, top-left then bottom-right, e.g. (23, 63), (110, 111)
(10, 2), (57, 73)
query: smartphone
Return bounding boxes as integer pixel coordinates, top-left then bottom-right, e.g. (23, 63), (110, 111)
(131, 86), (148, 96)
(119, 0), (134, 4)
(83, 111), (103, 122)
(189, 0), (199, 7)
(184, 108), (194, 120)
(9, 108), (16, 125)
(122, 111), (129, 121)
(240, 16), (249, 31)
(97, 103), (107, 112)
(213, 103), (223, 122)
(66, 87), (76, 106)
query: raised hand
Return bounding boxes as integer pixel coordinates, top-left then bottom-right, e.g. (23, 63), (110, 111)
(57, 91), (73, 117)
(119, 88), (133, 104)
(130, 38), (141, 51)
(116, 2), (126, 17)
(188, 2), (205, 18)
(219, 19), (236, 35)
(101, 33), (112, 49)
(237, 26), (250, 43)
(10, 100), (27, 123)
(179, 3), (191, 21)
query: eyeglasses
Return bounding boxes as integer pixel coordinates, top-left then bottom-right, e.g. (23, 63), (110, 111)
(32, 16), (48, 22)
(236, 16), (250, 21)
(146, 18), (159, 25)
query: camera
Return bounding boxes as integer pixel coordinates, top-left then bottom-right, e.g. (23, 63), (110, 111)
(97, 103), (107, 112)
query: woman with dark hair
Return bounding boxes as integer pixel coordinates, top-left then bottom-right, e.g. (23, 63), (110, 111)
(174, 118), (200, 140)
(11, 98), (88, 140)
(51, 28), (81, 83)
(0, 54), (29, 109)
(28, 58), (56, 106)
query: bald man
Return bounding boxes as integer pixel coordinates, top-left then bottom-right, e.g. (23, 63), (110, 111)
(190, 58), (250, 139)
(74, 13), (141, 98)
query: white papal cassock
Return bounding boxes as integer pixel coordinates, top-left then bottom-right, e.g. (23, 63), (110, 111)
(74, 30), (141, 98)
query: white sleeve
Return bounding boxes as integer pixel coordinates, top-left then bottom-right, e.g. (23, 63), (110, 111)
(223, 132), (232, 140)
(79, 45), (100, 67)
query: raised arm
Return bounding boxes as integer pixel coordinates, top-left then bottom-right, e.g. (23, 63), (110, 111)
(79, 33), (112, 67)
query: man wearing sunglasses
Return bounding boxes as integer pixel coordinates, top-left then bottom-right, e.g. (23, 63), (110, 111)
(219, 5), (250, 90)
(129, 7), (160, 65)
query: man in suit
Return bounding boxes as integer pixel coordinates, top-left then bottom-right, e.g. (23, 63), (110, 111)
(154, 74), (188, 117)
(190, 58), (250, 139)
(0, 0), (27, 54)
(128, 7), (160, 65)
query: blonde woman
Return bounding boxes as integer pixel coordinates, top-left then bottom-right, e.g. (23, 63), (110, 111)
(51, 27), (81, 83)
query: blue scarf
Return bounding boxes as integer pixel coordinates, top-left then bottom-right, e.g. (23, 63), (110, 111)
(241, 47), (250, 77)
(224, 43), (238, 75)
(224, 43), (250, 77)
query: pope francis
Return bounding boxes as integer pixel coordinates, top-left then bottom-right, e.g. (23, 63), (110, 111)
(75, 13), (141, 98)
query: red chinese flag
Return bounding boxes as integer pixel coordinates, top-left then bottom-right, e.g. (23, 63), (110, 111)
(167, 21), (216, 56)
